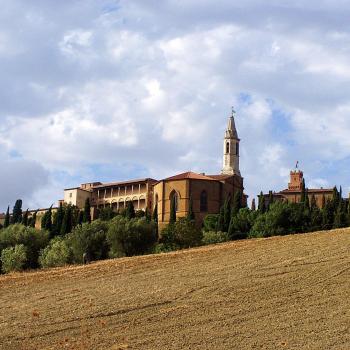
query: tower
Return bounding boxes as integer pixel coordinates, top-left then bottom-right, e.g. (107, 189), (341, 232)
(222, 108), (240, 176)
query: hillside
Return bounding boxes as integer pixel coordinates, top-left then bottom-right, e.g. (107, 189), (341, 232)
(0, 229), (349, 350)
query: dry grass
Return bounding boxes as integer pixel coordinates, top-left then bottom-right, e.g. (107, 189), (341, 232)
(0, 229), (349, 350)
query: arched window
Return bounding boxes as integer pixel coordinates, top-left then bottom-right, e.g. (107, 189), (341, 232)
(170, 191), (179, 212)
(200, 190), (208, 212)
(236, 143), (239, 156)
(226, 142), (230, 154)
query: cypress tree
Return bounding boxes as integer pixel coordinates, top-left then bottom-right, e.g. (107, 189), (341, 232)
(231, 191), (241, 217)
(332, 186), (340, 208)
(251, 198), (256, 211)
(310, 194), (317, 210)
(41, 206), (53, 233)
(258, 191), (266, 213)
(322, 199), (334, 230)
(30, 210), (37, 228)
(300, 179), (306, 203)
(223, 197), (231, 232)
(145, 207), (151, 222)
(78, 210), (84, 225)
(152, 203), (158, 223)
(53, 202), (64, 236)
(187, 196), (195, 221)
(304, 189), (310, 209)
(126, 201), (135, 220)
(268, 190), (274, 210)
(22, 209), (29, 226)
(83, 198), (91, 223)
(11, 199), (23, 224)
(321, 194), (326, 209)
(61, 205), (73, 235)
(4, 206), (10, 228)
(169, 196), (176, 224)
(216, 205), (225, 232)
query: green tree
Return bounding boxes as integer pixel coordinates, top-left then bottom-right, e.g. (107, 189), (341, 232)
(22, 209), (29, 226)
(300, 179), (306, 203)
(126, 201), (135, 220)
(41, 206), (53, 233)
(258, 191), (266, 213)
(223, 197), (231, 232)
(251, 198), (256, 211)
(169, 196), (176, 224)
(333, 200), (347, 229)
(310, 194), (317, 210)
(145, 208), (151, 222)
(0, 224), (49, 269)
(30, 210), (37, 228)
(11, 199), (23, 224)
(77, 210), (84, 225)
(1, 244), (27, 273)
(4, 206), (10, 228)
(187, 196), (195, 221)
(231, 191), (241, 217)
(39, 237), (71, 268)
(68, 220), (109, 263)
(53, 203), (64, 236)
(216, 205), (225, 232)
(83, 198), (91, 223)
(268, 191), (274, 210)
(61, 205), (73, 235)
(304, 189), (310, 209)
(203, 214), (219, 232)
(107, 216), (157, 257)
(152, 204), (158, 223)
(228, 208), (258, 240)
(322, 199), (334, 230)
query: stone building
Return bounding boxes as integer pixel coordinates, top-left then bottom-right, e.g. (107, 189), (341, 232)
(261, 169), (334, 208)
(154, 111), (246, 228)
(63, 178), (157, 219)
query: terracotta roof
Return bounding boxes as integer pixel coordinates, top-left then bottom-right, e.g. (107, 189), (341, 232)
(163, 171), (216, 181)
(93, 178), (158, 189)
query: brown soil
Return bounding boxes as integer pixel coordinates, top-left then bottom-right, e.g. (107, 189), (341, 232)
(0, 229), (349, 350)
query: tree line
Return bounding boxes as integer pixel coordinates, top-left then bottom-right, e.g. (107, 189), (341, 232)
(0, 185), (348, 274)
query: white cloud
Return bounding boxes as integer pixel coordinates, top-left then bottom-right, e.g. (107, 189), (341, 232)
(1, 0), (350, 209)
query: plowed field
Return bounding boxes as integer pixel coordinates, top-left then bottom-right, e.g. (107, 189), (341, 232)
(0, 229), (349, 350)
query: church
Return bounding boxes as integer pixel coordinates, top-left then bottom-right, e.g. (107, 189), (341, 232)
(61, 110), (246, 228)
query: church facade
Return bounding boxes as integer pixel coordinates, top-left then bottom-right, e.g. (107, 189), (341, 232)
(60, 110), (246, 227)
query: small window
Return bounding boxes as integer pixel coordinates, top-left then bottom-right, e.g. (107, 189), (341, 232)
(226, 142), (230, 154)
(69, 193), (72, 198)
(200, 190), (208, 212)
(236, 143), (239, 156)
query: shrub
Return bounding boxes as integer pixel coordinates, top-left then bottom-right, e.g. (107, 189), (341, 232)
(160, 218), (202, 249)
(0, 224), (49, 269)
(107, 216), (157, 257)
(202, 231), (230, 245)
(39, 237), (71, 268)
(153, 242), (179, 254)
(67, 220), (109, 263)
(249, 202), (309, 238)
(228, 208), (258, 240)
(203, 214), (219, 232)
(1, 244), (27, 273)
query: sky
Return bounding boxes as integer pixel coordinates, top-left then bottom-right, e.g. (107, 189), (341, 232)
(1, 0), (350, 211)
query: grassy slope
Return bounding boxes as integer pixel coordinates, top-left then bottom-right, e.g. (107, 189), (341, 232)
(0, 229), (349, 350)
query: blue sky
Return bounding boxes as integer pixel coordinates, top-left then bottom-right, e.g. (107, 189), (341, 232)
(1, 0), (350, 211)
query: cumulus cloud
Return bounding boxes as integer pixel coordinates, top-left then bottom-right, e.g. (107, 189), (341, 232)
(1, 0), (350, 210)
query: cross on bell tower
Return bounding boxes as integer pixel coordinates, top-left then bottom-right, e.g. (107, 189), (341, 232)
(221, 107), (241, 176)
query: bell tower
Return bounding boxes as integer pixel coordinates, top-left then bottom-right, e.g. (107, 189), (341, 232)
(222, 108), (240, 176)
